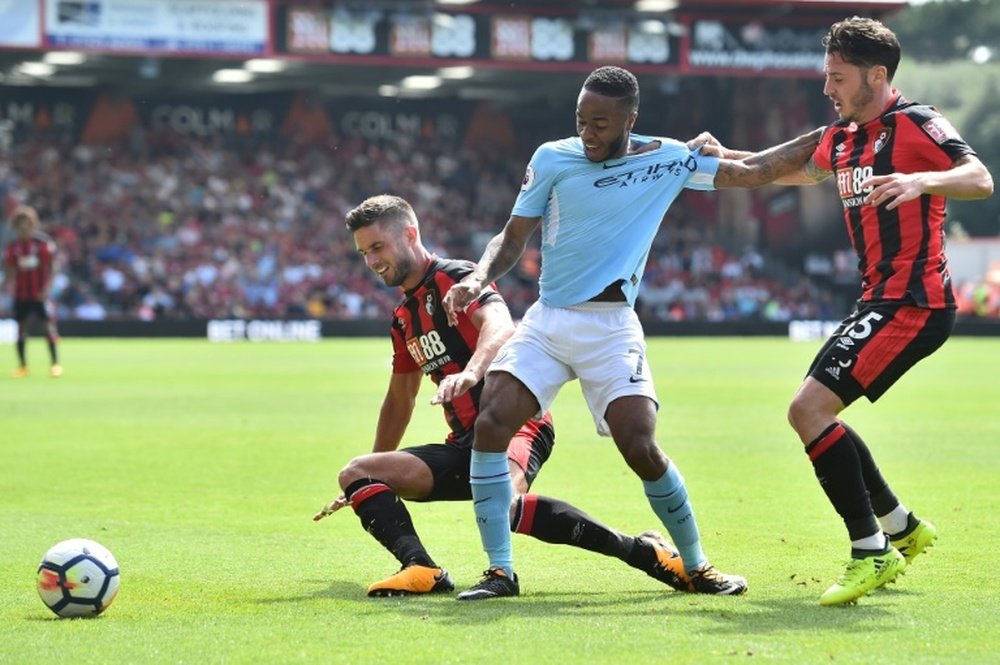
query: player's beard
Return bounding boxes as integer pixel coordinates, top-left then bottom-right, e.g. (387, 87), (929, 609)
(382, 255), (415, 288)
(605, 129), (628, 161)
(585, 127), (630, 162)
(839, 78), (875, 123)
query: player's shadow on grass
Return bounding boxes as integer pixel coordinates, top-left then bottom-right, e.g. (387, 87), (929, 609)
(257, 581), (921, 630)
(256, 583), (702, 623)
(683, 588), (919, 635)
(256, 578), (370, 603)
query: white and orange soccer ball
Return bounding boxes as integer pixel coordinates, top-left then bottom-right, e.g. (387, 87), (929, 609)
(36, 538), (120, 618)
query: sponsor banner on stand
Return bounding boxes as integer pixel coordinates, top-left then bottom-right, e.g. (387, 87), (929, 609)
(44, 0), (267, 54)
(278, 6), (681, 69)
(207, 319), (323, 342)
(0, 87), (485, 144)
(687, 19), (826, 74)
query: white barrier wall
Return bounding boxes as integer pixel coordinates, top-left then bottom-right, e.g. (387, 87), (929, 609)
(946, 238), (1000, 284)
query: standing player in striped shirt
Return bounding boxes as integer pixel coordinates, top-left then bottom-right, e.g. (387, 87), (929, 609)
(4, 205), (62, 378)
(314, 195), (690, 597)
(771, 17), (992, 605)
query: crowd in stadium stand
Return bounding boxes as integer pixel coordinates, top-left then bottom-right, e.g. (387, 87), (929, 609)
(1, 78), (994, 322)
(1, 126), (848, 323)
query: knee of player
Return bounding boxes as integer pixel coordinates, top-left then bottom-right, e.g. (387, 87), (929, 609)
(473, 408), (518, 451)
(786, 395), (810, 430)
(337, 456), (376, 490)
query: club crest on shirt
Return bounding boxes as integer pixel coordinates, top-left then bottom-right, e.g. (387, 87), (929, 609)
(521, 165), (535, 191)
(872, 128), (891, 154)
(424, 291), (436, 316)
(922, 116), (959, 144)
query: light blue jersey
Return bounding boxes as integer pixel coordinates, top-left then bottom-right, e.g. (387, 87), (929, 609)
(512, 133), (719, 308)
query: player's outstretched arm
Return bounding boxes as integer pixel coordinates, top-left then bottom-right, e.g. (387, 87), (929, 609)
(862, 154), (994, 210)
(432, 301), (513, 405)
(442, 214), (540, 326)
(714, 126), (826, 189)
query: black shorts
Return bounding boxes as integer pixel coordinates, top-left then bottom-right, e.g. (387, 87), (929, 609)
(404, 415), (555, 502)
(807, 300), (955, 406)
(13, 299), (53, 324)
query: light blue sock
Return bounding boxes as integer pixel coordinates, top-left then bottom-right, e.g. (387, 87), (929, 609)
(470, 450), (514, 578)
(644, 463), (707, 573)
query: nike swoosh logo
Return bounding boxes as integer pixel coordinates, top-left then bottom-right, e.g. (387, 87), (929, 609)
(603, 160), (627, 169)
(629, 376), (645, 383)
(473, 498), (490, 506)
(667, 503), (686, 514)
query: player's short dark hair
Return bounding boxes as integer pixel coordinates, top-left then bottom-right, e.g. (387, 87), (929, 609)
(823, 16), (901, 81)
(345, 195), (417, 232)
(583, 66), (639, 112)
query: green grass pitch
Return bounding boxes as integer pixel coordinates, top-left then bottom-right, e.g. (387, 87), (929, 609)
(1, 337), (998, 664)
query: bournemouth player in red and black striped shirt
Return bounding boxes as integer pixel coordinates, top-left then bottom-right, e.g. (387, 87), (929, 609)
(313, 195), (689, 597)
(779, 18), (993, 605)
(4, 205), (62, 378)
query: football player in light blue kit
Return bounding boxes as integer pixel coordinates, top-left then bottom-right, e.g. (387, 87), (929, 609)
(443, 66), (823, 599)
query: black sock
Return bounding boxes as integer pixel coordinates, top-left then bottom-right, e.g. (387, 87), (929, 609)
(805, 423), (880, 542)
(344, 478), (434, 568)
(841, 422), (900, 516)
(47, 335), (59, 364)
(511, 494), (639, 563)
(16, 338), (26, 366)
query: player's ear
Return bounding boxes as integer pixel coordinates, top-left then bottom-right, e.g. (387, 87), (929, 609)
(868, 65), (887, 87)
(627, 110), (638, 132)
(404, 224), (419, 246)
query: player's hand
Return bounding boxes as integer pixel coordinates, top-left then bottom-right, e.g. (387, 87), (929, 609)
(442, 275), (484, 327)
(431, 369), (478, 405)
(687, 131), (725, 157)
(313, 495), (348, 521)
(862, 173), (925, 210)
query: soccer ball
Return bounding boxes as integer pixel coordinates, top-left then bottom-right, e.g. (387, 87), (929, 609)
(36, 538), (120, 618)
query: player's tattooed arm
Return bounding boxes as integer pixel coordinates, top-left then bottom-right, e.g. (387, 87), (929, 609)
(442, 215), (541, 326)
(800, 156), (833, 184)
(713, 126), (826, 189)
(476, 215), (540, 285)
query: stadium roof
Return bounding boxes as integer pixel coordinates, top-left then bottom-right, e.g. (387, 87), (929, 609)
(0, 0), (908, 103)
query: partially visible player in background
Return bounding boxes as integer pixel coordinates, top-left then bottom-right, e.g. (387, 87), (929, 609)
(706, 16), (993, 606)
(313, 194), (690, 597)
(4, 205), (62, 378)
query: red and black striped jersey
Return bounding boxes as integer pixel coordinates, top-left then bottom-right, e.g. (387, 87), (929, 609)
(390, 256), (504, 444)
(814, 93), (975, 308)
(5, 232), (55, 301)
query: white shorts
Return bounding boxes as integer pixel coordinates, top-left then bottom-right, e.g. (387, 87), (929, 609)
(488, 300), (658, 437)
